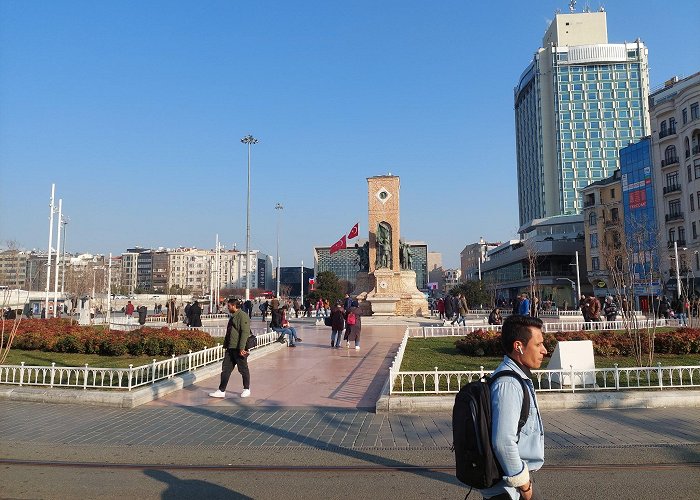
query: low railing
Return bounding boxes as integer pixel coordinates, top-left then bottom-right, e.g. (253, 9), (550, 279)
(388, 330), (410, 394)
(390, 364), (700, 394)
(0, 330), (279, 391)
(406, 318), (681, 337)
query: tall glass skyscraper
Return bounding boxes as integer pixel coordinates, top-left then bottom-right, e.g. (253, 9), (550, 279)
(515, 10), (650, 227)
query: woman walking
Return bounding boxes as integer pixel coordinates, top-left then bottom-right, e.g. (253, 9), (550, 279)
(344, 303), (362, 350)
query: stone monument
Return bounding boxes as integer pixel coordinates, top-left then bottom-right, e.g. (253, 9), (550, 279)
(355, 175), (429, 316)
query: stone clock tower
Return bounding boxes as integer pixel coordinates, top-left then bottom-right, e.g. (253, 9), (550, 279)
(355, 175), (428, 316)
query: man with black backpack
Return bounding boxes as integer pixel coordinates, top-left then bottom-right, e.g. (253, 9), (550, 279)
(453, 315), (547, 499)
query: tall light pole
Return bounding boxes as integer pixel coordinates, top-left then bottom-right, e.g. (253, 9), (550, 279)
(241, 134), (258, 300)
(569, 251), (581, 305)
(674, 241), (682, 300)
(60, 216), (69, 294)
(53, 199), (63, 316)
(275, 202), (283, 297)
(300, 260), (304, 305)
(45, 184), (56, 318)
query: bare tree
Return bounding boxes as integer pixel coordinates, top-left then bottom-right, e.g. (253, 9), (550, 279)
(523, 239), (540, 316)
(599, 211), (661, 366)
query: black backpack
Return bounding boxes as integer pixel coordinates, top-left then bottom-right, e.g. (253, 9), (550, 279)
(452, 370), (530, 492)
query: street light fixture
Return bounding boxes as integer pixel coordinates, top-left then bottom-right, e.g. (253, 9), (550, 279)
(275, 202), (283, 297)
(240, 134), (258, 300)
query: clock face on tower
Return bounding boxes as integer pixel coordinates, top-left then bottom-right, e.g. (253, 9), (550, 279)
(379, 280), (388, 289)
(375, 187), (392, 204)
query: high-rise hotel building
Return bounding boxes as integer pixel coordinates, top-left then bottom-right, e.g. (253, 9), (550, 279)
(515, 10), (651, 226)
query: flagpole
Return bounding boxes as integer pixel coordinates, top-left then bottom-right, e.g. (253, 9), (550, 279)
(300, 260), (304, 306)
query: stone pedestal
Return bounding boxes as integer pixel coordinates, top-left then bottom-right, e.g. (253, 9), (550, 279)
(363, 269), (428, 317)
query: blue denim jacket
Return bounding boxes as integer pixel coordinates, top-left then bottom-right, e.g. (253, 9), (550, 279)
(478, 356), (544, 499)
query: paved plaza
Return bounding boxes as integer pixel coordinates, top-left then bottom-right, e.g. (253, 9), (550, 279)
(1, 320), (699, 498)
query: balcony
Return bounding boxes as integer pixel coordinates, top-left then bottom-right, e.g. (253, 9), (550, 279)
(659, 127), (677, 139)
(583, 199), (596, 208)
(663, 184), (682, 195)
(661, 156), (680, 167)
(604, 218), (621, 227)
(665, 212), (684, 222)
(668, 239), (687, 249)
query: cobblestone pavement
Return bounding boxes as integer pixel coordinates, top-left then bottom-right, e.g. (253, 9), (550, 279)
(1, 402), (698, 452)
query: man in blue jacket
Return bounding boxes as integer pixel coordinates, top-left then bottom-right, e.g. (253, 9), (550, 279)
(518, 293), (531, 316)
(479, 314), (547, 500)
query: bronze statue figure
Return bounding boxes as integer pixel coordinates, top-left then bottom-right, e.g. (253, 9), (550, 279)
(376, 222), (392, 269)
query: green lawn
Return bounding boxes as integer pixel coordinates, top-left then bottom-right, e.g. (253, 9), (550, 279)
(2, 349), (169, 368)
(401, 337), (700, 372)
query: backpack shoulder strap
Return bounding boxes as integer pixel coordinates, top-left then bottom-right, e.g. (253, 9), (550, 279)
(489, 370), (531, 434)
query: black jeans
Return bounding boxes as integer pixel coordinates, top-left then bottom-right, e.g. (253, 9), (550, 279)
(218, 349), (250, 391)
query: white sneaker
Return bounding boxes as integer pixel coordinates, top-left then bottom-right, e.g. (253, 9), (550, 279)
(209, 390), (226, 398)
(345, 341), (350, 348)
(355, 345), (360, 350)
(241, 389), (251, 398)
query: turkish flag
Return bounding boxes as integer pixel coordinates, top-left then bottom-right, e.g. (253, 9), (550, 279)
(347, 222), (359, 239)
(329, 235), (347, 255)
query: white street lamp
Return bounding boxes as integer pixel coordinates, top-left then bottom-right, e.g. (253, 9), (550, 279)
(241, 134), (258, 300)
(275, 202), (283, 297)
(44, 184), (56, 318)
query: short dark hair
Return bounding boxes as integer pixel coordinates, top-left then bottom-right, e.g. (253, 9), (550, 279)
(227, 298), (241, 307)
(501, 314), (544, 354)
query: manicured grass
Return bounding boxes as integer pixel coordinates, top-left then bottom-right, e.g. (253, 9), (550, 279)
(400, 337), (700, 372)
(2, 349), (169, 368)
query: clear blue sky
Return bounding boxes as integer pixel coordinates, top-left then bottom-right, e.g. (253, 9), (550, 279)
(1, 0), (698, 269)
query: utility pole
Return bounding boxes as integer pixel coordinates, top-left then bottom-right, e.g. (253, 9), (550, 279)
(53, 198), (63, 316)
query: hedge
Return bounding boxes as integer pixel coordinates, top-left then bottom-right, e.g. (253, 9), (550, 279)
(5, 319), (216, 357)
(455, 328), (700, 357)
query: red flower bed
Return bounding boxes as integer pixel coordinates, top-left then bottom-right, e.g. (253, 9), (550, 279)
(7, 319), (215, 357)
(455, 328), (700, 357)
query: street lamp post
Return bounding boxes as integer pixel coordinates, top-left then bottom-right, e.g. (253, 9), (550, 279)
(275, 202), (283, 297)
(241, 134), (258, 300)
(568, 251), (582, 305)
(53, 198), (63, 316)
(674, 241), (682, 300)
(556, 277), (576, 310)
(60, 216), (69, 294)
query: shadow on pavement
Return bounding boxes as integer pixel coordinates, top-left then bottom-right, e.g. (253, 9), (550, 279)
(184, 405), (461, 488)
(144, 469), (252, 500)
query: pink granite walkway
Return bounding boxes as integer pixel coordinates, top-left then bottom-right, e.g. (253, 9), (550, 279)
(148, 322), (406, 409)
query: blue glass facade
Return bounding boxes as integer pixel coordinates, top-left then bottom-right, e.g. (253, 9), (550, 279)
(620, 137), (659, 294)
(556, 59), (647, 215)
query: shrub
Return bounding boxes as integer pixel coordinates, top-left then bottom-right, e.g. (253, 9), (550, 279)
(54, 335), (85, 354)
(454, 327), (700, 357)
(10, 319), (216, 358)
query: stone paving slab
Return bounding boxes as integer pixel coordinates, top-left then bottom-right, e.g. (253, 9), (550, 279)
(1, 401), (698, 453)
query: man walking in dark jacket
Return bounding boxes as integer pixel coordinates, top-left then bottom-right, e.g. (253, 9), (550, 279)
(209, 298), (251, 399)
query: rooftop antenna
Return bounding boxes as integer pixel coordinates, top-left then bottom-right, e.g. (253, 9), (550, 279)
(569, 0), (576, 13)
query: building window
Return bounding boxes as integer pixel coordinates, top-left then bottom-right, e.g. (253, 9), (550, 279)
(692, 194), (696, 212)
(667, 172), (679, 188)
(610, 207), (619, 222)
(679, 227), (686, 243)
(692, 103), (700, 120)
(665, 145), (678, 163)
(590, 233), (598, 248)
(695, 164), (700, 179)
(589, 211), (597, 226)
(689, 164), (693, 182)
(669, 228), (676, 242)
(610, 188), (616, 199)
(683, 108), (688, 124)
(669, 200), (682, 217)
(591, 257), (599, 270)
(660, 120), (667, 136)
(669, 117), (676, 134)
(693, 222), (697, 240)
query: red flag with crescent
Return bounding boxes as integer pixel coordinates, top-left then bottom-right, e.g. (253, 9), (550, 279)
(329, 235), (347, 255)
(347, 222), (359, 239)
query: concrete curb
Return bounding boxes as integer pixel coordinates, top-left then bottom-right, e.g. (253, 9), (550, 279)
(0, 341), (286, 408)
(376, 389), (700, 413)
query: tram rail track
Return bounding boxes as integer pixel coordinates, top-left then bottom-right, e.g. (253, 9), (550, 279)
(1, 459), (698, 472)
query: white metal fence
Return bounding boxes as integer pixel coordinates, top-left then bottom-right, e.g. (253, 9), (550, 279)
(0, 330), (279, 391)
(390, 326), (700, 394)
(407, 318), (683, 338)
